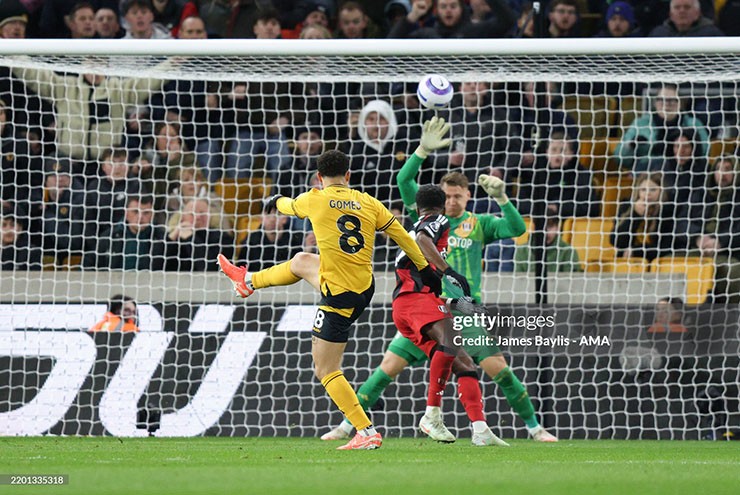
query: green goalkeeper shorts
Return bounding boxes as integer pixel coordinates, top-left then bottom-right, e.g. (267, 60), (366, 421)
(387, 314), (501, 367)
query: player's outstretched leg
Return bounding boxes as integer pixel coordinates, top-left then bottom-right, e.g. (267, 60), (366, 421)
(481, 355), (558, 443)
(217, 252), (320, 298)
(217, 254), (255, 298)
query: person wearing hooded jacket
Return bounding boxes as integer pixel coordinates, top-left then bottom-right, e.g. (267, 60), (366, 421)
(340, 99), (411, 204)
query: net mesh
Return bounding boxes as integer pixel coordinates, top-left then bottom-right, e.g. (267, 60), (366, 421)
(0, 48), (738, 440)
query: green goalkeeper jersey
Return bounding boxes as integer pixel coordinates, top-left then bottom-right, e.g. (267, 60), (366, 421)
(397, 152), (526, 302)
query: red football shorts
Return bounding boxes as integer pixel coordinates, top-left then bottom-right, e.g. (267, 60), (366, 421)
(392, 292), (452, 357)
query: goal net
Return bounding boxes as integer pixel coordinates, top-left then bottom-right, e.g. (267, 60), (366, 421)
(1, 39), (738, 440)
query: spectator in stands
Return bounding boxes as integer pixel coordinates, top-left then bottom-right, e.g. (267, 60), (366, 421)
(716, 0), (740, 36)
(0, 1), (28, 38)
(505, 81), (577, 181)
(389, 0), (514, 38)
(647, 297), (688, 333)
(86, 194), (169, 270)
(276, 127), (323, 197)
(441, 80), (520, 195)
(66, 2), (97, 38)
(689, 156), (740, 302)
(336, 1), (380, 38)
(166, 164), (218, 215)
(514, 2), (535, 37)
(1, 207), (42, 271)
(299, 23), (332, 38)
(89, 295), (140, 332)
(40, 0), (117, 38)
(516, 132), (598, 218)
(223, 81), (290, 179)
(278, 0), (334, 35)
(95, 7), (124, 38)
(610, 172), (689, 262)
(167, 197), (233, 271)
(387, 0), (433, 38)
(40, 158), (87, 262)
(123, 0), (172, 39)
(252, 9), (282, 39)
(514, 217), (582, 273)
(613, 84), (710, 174)
(178, 14), (206, 38)
(649, 0), (724, 37)
(12, 57), (171, 166)
(198, 0), (263, 38)
(84, 148), (144, 240)
(142, 121), (189, 199)
(149, 0), (192, 36)
(595, 1), (638, 37)
(546, 0), (580, 38)
(237, 201), (303, 271)
(383, 0), (411, 33)
(342, 99), (411, 203)
(1, 100), (44, 216)
(660, 128), (708, 209)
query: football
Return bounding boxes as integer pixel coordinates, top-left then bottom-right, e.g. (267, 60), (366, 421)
(416, 74), (454, 109)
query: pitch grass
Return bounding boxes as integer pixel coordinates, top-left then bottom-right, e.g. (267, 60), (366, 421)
(1, 437), (737, 495)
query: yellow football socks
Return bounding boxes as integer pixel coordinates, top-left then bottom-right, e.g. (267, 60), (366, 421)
(321, 370), (372, 431)
(251, 261), (301, 289)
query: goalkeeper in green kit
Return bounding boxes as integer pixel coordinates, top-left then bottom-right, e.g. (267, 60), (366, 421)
(321, 117), (558, 443)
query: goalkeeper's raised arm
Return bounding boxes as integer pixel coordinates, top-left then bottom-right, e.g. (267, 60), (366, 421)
(397, 116), (451, 221)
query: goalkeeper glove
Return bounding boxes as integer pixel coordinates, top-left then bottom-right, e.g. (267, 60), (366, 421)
(443, 267), (471, 297)
(264, 194), (284, 213)
(419, 265), (443, 296)
(478, 174), (508, 204)
(448, 296), (490, 317)
(416, 116), (452, 159)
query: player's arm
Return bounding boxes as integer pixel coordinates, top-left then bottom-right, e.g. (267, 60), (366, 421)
(377, 209), (442, 294)
(477, 174), (527, 241)
(396, 117), (451, 221)
(267, 193), (308, 219)
(415, 231), (471, 297)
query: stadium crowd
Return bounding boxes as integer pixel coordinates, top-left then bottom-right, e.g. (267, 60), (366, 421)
(0, 0), (739, 302)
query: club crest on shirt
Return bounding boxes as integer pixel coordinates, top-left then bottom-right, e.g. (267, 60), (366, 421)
(454, 215), (478, 238)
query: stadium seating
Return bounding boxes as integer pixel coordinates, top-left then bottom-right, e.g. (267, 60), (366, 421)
(561, 217), (617, 264)
(615, 96), (644, 137)
(588, 257), (649, 274)
(599, 173), (633, 218)
(562, 95), (617, 139)
(651, 256), (715, 304)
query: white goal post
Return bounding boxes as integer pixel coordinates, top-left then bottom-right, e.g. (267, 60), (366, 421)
(0, 38), (738, 440)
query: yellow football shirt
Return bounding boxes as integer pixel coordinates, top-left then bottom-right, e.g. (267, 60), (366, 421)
(276, 185), (428, 296)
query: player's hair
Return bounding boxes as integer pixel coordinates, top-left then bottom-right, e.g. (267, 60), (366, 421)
(415, 184), (446, 212)
(440, 171), (469, 189)
(108, 294), (136, 315)
(317, 150), (350, 178)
